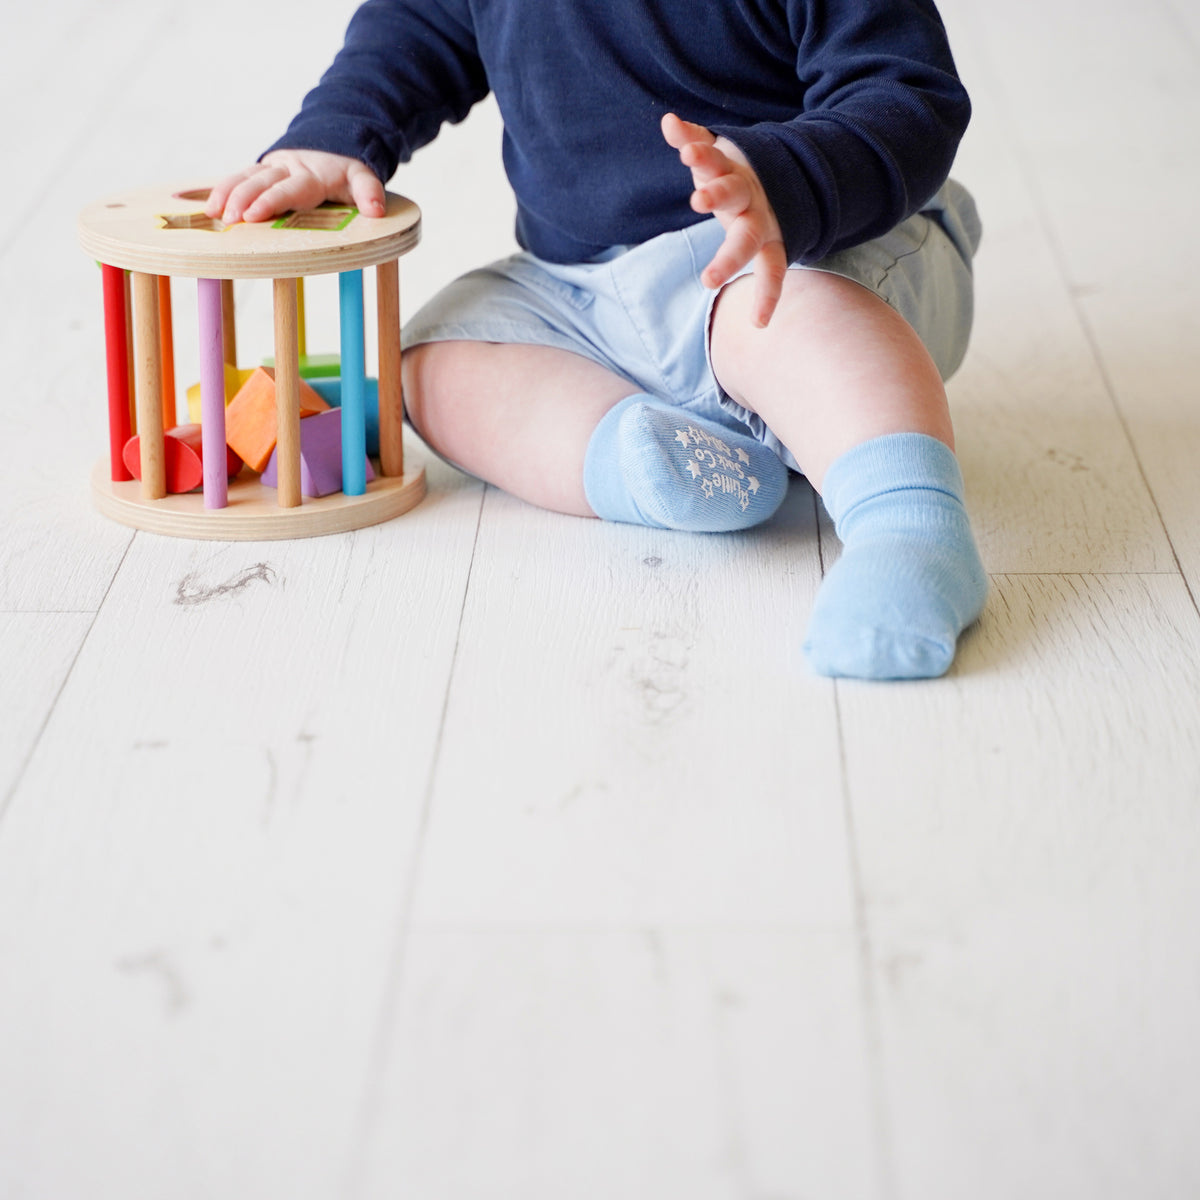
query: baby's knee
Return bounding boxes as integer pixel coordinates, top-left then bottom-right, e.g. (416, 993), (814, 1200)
(401, 341), (480, 433)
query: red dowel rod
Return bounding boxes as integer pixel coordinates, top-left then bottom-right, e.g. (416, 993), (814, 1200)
(101, 264), (133, 481)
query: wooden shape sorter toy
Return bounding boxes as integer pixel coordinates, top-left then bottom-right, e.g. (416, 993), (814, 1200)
(77, 184), (425, 540)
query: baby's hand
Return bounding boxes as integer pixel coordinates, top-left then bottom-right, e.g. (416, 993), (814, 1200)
(661, 113), (787, 328)
(204, 149), (386, 225)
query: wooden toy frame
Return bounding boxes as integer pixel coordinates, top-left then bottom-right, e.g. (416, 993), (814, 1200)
(78, 184), (426, 540)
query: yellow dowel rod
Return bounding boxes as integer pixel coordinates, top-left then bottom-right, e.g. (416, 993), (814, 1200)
(221, 278), (237, 368)
(297, 276), (308, 360)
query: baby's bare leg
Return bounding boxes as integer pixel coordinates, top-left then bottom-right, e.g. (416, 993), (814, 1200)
(403, 341), (635, 516)
(404, 340), (789, 530)
(712, 269), (987, 680)
(711, 269), (953, 490)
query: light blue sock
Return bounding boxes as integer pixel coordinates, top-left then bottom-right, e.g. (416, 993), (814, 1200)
(804, 433), (988, 680)
(583, 395), (787, 532)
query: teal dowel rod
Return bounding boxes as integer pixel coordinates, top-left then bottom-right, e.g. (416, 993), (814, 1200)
(339, 270), (367, 496)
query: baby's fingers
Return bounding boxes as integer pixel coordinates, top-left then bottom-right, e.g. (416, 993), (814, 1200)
(749, 241), (788, 329)
(661, 111), (715, 152)
(346, 161), (386, 218)
(691, 172), (752, 217)
(701, 216), (761, 290)
(240, 171), (328, 224)
(204, 169), (262, 220)
(217, 166), (294, 224)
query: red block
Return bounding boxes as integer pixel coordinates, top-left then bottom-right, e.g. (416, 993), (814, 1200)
(123, 424), (243, 494)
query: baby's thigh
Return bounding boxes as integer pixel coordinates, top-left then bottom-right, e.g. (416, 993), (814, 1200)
(402, 340), (637, 514)
(810, 180), (982, 382)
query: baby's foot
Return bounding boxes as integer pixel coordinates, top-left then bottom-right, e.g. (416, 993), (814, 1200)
(803, 433), (988, 680)
(584, 395), (787, 532)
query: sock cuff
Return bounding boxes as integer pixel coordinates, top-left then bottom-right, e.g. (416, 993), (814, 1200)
(820, 433), (966, 525)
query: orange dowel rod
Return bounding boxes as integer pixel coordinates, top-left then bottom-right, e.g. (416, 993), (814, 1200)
(101, 264), (133, 481)
(157, 275), (176, 430)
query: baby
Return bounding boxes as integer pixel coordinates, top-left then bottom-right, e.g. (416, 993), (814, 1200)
(207, 0), (988, 680)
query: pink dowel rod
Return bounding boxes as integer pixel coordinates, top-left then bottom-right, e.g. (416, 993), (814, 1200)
(197, 278), (228, 509)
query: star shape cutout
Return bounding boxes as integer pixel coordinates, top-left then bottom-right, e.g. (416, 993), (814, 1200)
(674, 429), (691, 449)
(687, 459), (703, 479)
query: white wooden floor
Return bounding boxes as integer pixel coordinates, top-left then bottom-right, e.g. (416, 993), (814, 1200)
(2, 0), (1199, 1196)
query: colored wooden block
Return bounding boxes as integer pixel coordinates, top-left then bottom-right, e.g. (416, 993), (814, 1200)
(122, 425), (243, 494)
(262, 353), (342, 379)
(185, 364), (256, 423)
(260, 409), (376, 498)
(307, 376), (381, 456)
(224, 366), (330, 473)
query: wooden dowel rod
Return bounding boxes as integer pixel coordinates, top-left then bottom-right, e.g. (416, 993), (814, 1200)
(157, 275), (176, 430)
(131, 272), (166, 499)
(101, 264), (133, 481)
(197, 279), (228, 509)
(220, 278), (237, 367)
(273, 278), (302, 508)
(377, 259), (404, 478)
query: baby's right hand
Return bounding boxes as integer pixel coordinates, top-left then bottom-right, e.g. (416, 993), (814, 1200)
(204, 149), (386, 225)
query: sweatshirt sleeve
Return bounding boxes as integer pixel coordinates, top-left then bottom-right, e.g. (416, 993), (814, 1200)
(710, 0), (970, 264)
(264, 0), (490, 183)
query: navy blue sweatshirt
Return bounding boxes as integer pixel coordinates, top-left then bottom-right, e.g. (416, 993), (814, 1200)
(267, 0), (970, 266)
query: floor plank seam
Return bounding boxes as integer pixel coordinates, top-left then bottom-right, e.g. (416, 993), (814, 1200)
(833, 684), (897, 1200)
(343, 484), (489, 1197)
(991, 570), (1187, 578)
(0, 609), (110, 617)
(0, 533), (135, 823)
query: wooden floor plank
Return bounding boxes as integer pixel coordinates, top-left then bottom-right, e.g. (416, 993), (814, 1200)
(358, 929), (882, 1200)
(841, 573), (1200, 1200)
(0, 459), (484, 1200)
(935, 0), (1176, 577)
(957, 0), (1200, 592)
(406, 483), (853, 927)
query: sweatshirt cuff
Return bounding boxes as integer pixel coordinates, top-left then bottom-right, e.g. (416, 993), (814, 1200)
(709, 123), (824, 265)
(262, 124), (399, 187)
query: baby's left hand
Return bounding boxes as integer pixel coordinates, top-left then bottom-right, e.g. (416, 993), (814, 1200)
(661, 113), (787, 328)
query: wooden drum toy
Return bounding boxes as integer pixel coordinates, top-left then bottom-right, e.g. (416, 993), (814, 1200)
(78, 184), (426, 539)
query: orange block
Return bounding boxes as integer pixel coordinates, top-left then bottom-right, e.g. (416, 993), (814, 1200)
(225, 366), (330, 473)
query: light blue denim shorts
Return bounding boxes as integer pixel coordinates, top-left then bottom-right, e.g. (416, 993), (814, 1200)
(402, 180), (981, 471)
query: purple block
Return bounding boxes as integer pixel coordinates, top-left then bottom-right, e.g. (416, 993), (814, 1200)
(261, 410), (375, 498)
